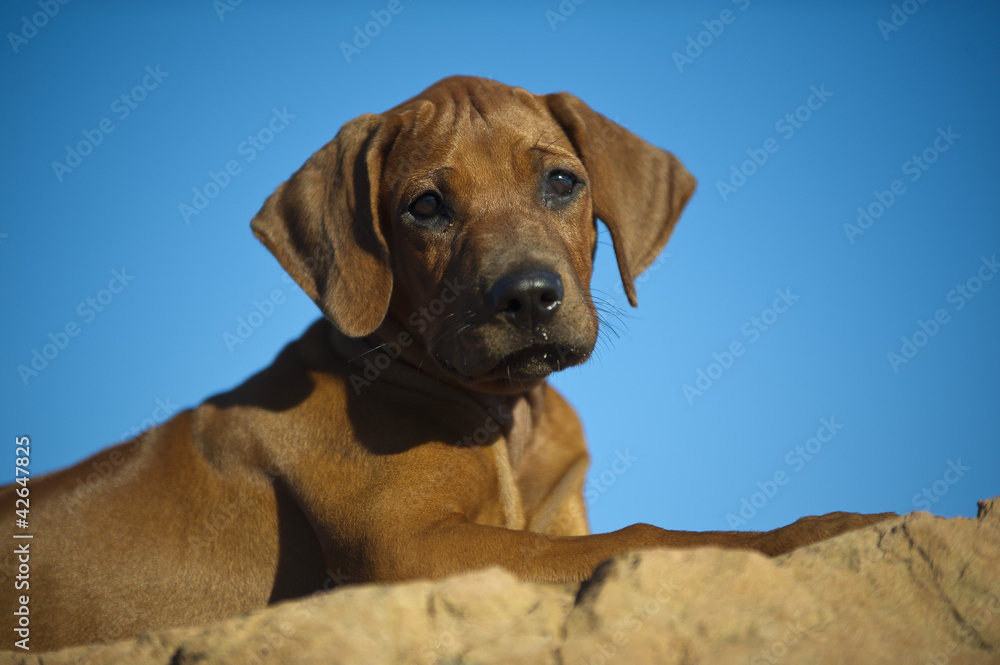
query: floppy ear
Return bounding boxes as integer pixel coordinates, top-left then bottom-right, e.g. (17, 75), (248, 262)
(251, 114), (396, 337)
(544, 92), (697, 307)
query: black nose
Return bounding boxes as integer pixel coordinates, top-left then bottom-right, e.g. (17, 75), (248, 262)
(488, 269), (563, 329)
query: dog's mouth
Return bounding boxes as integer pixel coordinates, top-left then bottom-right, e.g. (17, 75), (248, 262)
(491, 344), (578, 381)
(438, 342), (589, 384)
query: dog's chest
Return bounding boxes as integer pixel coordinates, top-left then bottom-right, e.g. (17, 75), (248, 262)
(489, 395), (543, 530)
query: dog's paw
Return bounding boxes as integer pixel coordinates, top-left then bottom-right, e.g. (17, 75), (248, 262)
(755, 511), (897, 556)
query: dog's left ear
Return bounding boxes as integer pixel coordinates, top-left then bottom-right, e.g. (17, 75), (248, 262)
(251, 114), (397, 337)
(544, 92), (697, 307)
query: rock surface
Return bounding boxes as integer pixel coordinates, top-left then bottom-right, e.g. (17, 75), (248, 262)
(3, 498), (998, 664)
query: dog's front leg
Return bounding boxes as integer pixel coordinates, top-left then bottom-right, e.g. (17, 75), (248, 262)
(279, 432), (894, 586)
(359, 512), (896, 583)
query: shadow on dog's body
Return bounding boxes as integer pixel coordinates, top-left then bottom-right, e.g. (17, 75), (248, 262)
(19, 319), (584, 647)
(2, 77), (892, 650)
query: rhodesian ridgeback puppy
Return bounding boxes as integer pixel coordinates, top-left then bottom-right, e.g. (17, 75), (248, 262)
(2, 76), (893, 651)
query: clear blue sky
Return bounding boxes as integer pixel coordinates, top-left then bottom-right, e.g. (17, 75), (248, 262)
(2, 1), (997, 536)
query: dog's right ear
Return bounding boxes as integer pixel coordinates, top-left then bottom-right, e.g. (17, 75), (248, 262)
(251, 114), (397, 338)
(544, 92), (696, 308)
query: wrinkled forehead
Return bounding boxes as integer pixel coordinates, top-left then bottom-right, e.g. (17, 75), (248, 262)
(386, 77), (547, 133)
(380, 79), (579, 183)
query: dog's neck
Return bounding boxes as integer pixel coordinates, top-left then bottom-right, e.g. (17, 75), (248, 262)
(465, 387), (542, 470)
(326, 320), (544, 469)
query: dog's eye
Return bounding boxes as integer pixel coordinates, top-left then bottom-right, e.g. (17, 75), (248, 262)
(546, 171), (576, 197)
(409, 193), (442, 219)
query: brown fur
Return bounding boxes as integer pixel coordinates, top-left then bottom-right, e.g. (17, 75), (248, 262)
(1, 76), (893, 651)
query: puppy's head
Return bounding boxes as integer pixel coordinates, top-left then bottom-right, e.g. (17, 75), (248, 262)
(252, 76), (696, 394)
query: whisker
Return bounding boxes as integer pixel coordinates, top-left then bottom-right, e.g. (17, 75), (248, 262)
(418, 310), (477, 372)
(348, 342), (394, 363)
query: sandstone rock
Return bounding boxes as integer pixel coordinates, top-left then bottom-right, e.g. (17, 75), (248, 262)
(3, 498), (998, 664)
